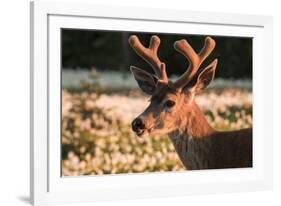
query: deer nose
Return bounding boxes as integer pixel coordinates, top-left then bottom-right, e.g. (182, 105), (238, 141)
(132, 117), (145, 132)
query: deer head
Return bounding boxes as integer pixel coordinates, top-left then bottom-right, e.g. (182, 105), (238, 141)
(130, 35), (218, 137)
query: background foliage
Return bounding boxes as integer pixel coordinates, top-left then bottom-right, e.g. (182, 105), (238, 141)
(62, 29), (252, 79)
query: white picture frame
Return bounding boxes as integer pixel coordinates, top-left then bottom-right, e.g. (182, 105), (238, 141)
(30, 0), (273, 205)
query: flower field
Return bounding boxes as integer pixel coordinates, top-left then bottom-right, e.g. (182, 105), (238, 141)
(62, 87), (252, 176)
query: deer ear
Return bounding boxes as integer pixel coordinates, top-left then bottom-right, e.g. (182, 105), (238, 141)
(192, 59), (218, 93)
(130, 66), (158, 95)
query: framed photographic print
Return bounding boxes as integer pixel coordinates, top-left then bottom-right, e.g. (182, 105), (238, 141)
(30, 0), (273, 205)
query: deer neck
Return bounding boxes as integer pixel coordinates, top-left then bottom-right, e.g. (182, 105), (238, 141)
(168, 101), (215, 169)
(175, 100), (214, 138)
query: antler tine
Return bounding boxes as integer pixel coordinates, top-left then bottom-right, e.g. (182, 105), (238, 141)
(129, 35), (168, 82)
(174, 36), (216, 88)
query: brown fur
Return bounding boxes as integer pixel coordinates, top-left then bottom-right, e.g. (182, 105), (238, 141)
(168, 101), (252, 169)
(137, 86), (252, 170)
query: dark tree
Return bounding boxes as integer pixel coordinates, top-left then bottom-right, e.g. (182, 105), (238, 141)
(62, 29), (252, 79)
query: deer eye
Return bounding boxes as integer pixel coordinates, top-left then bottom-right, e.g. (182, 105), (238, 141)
(164, 100), (175, 108)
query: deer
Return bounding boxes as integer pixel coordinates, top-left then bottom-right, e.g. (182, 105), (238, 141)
(129, 35), (252, 170)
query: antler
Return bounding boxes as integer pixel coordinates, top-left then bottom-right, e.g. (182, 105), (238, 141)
(174, 37), (216, 88)
(129, 35), (168, 82)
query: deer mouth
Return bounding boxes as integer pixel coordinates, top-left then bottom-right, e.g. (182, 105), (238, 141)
(135, 130), (145, 137)
(135, 127), (154, 137)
